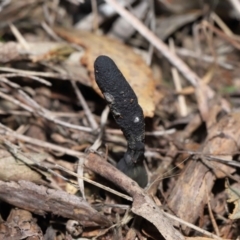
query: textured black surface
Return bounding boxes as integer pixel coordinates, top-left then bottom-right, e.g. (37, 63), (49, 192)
(94, 55), (147, 187)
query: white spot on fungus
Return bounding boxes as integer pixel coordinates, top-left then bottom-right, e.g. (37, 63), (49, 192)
(134, 116), (140, 123)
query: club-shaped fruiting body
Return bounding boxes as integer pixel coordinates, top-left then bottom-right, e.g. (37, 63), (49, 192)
(94, 55), (147, 187)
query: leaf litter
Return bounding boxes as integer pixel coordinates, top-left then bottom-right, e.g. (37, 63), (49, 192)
(0, 0), (240, 239)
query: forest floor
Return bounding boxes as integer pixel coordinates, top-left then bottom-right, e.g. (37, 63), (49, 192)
(0, 0), (240, 239)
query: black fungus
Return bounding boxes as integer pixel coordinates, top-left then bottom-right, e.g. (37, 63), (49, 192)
(94, 55), (147, 187)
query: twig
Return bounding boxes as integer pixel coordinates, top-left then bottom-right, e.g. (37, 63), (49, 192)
(0, 90), (34, 113)
(162, 212), (223, 240)
(0, 76), (21, 88)
(169, 39), (187, 117)
(89, 106), (109, 151)
(146, 0), (155, 66)
(192, 23), (204, 77)
(77, 154), (86, 199)
(211, 12), (233, 37)
(206, 180), (220, 236)
(71, 80), (98, 130)
(0, 73), (52, 86)
(9, 23), (30, 51)
(41, 21), (84, 52)
(202, 21), (240, 50)
(0, 110), (85, 118)
(59, 164), (132, 201)
(0, 180), (111, 227)
(176, 48), (233, 70)
(145, 129), (176, 136)
(0, 66), (70, 80)
(41, 21), (63, 41)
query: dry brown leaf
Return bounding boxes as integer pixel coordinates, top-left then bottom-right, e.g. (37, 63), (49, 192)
(54, 27), (157, 117)
(0, 209), (42, 240)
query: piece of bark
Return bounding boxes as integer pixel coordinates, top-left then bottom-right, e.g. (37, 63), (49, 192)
(0, 180), (111, 227)
(168, 111), (240, 232)
(84, 153), (184, 240)
(167, 159), (215, 231)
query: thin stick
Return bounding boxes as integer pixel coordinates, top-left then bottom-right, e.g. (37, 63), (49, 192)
(211, 12), (233, 37)
(41, 21), (63, 41)
(0, 91), (34, 113)
(0, 67), (70, 80)
(9, 23), (30, 51)
(176, 48), (233, 70)
(202, 21), (240, 50)
(162, 211), (223, 240)
(71, 80), (98, 130)
(0, 73), (52, 86)
(146, 0), (155, 66)
(169, 39), (187, 117)
(60, 164), (132, 201)
(206, 181), (220, 236)
(90, 106), (109, 151)
(0, 110), (85, 118)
